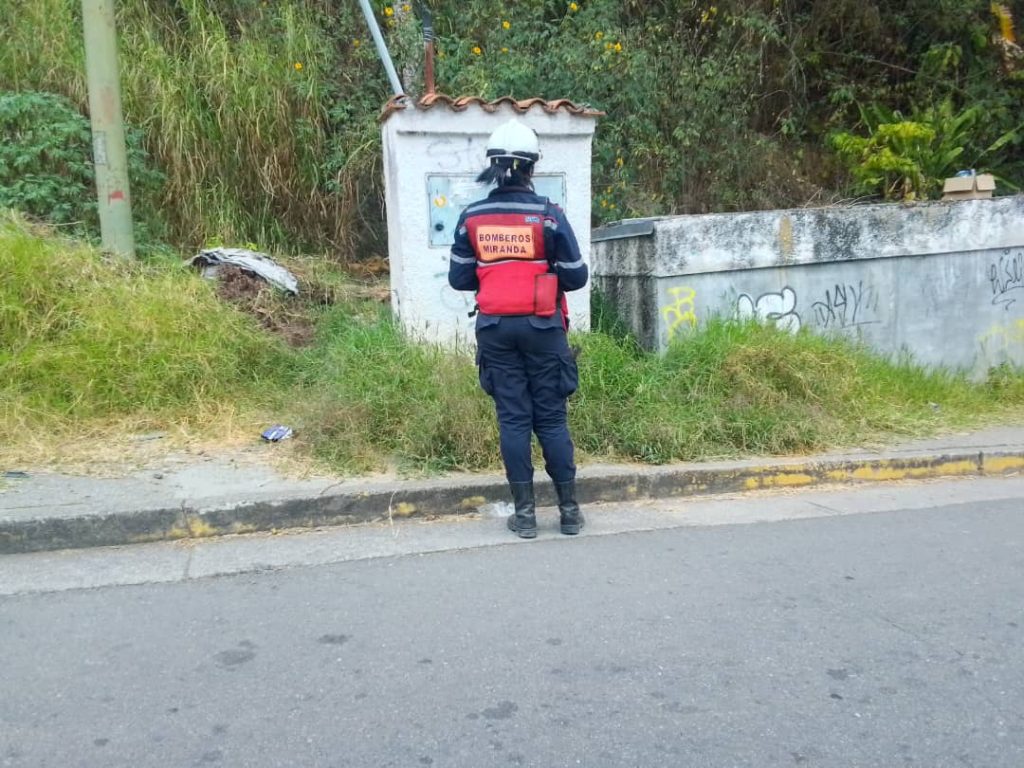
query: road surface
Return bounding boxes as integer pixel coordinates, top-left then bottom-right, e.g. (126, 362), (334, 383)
(2, 477), (1023, 767)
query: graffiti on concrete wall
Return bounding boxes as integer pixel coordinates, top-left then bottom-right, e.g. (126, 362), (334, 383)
(810, 281), (880, 330)
(662, 286), (697, 340)
(988, 250), (1024, 310)
(736, 287), (802, 333)
(978, 318), (1024, 350)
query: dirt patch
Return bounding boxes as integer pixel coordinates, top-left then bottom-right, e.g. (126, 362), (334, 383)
(213, 265), (316, 347)
(206, 261), (390, 346)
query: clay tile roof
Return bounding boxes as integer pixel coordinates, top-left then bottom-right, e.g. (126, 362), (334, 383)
(380, 93), (604, 122)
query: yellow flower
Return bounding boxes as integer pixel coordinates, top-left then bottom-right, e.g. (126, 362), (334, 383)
(569, 1), (578, 10)
(605, 42), (612, 50)
(600, 200), (608, 208)
(616, 157), (624, 168)
(402, 3), (410, 11)
(472, 45), (482, 55)
(353, 38), (361, 47)
(384, 6), (394, 16)
(502, 20), (511, 29)
(594, 31), (604, 40)
(293, 61), (303, 71)
(501, 47), (509, 53)
(609, 203), (616, 210)
(614, 42), (622, 52)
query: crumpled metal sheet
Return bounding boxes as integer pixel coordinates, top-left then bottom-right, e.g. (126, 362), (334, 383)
(190, 247), (299, 295)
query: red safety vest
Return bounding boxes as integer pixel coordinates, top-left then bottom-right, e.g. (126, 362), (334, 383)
(466, 211), (551, 316)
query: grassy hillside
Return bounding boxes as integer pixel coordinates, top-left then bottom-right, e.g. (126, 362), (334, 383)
(1, 0), (1021, 257)
(3, 213), (1022, 474)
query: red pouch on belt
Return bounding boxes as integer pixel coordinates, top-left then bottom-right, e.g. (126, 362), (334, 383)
(534, 273), (558, 317)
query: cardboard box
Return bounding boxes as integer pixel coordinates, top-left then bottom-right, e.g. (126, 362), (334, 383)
(942, 173), (996, 201)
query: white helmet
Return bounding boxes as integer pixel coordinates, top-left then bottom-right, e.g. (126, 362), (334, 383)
(485, 118), (540, 163)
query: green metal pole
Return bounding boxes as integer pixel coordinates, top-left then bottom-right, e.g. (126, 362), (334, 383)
(81, 0), (135, 257)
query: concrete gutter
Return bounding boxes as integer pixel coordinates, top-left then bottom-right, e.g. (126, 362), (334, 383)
(2, 429), (1023, 555)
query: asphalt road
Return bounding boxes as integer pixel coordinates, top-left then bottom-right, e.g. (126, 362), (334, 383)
(2, 479), (1023, 767)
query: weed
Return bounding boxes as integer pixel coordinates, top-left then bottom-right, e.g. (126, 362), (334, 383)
(0, 212), (288, 429)
(2, 215), (1022, 475)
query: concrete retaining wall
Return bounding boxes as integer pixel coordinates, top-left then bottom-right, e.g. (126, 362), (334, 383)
(592, 197), (1024, 375)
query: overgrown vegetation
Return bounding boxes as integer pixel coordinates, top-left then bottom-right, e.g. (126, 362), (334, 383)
(2, 3), (1023, 471)
(831, 100), (1022, 201)
(0, 91), (165, 241)
(3, 215), (1021, 474)
(1, 0), (1021, 254)
(0, 212), (288, 427)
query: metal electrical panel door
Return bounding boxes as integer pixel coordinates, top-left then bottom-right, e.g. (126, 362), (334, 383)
(427, 173), (567, 247)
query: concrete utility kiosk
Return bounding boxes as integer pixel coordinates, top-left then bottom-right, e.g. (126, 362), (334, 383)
(381, 94), (600, 346)
(592, 196), (1024, 376)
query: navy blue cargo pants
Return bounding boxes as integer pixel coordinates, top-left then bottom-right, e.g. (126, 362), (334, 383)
(476, 316), (579, 484)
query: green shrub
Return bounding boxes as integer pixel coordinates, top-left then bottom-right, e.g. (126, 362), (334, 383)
(0, 90), (164, 237)
(0, 91), (94, 225)
(831, 100), (1022, 200)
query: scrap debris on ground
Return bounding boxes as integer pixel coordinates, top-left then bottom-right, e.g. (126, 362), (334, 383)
(191, 248), (390, 347)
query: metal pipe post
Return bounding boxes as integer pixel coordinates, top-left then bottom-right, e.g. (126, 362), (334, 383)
(81, 0), (135, 257)
(356, 0), (405, 97)
(420, 3), (435, 95)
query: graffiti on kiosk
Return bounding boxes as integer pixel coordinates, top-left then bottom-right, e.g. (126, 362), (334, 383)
(988, 250), (1024, 310)
(425, 137), (478, 171)
(736, 287), (802, 333)
(662, 286), (697, 340)
(810, 281), (880, 330)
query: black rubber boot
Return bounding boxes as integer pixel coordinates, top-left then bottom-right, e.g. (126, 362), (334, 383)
(555, 480), (584, 535)
(506, 481), (538, 539)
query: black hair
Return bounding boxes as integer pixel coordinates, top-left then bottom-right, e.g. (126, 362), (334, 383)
(476, 157), (535, 188)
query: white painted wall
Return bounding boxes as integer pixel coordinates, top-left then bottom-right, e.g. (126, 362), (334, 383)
(381, 102), (597, 346)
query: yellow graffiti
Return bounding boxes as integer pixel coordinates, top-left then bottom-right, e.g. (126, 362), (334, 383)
(433, 194), (448, 208)
(978, 319), (1024, 349)
(662, 286), (697, 339)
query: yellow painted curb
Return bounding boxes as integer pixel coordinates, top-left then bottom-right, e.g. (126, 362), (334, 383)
(981, 455), (1024, 474)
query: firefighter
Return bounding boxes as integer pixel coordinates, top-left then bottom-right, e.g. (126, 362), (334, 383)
(448, 118), (589, 539)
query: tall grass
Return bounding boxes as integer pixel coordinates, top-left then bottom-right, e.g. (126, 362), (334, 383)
(0, 213), (288, 428)
(293, 308), (1024, 473)
(0, 0), (385, 255)
(3, 214), (1022, 474)
(119, 0), (333, 249)
(0, 0), (86, 102)
(289, 306), (498, 474)
(572, 321), (1020, 463)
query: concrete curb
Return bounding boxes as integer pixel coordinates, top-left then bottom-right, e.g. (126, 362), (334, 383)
(2, 449), (1023, 555)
